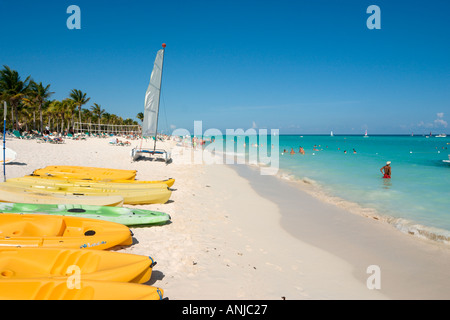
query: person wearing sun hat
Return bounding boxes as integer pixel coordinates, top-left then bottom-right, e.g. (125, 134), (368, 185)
(380, 161), (392, 179)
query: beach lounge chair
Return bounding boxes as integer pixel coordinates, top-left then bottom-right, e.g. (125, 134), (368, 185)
(12, 130), (23, 139)
(49, 136), (64, 144)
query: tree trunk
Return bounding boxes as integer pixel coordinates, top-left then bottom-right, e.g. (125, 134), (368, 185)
(78, 106), (82, 133)
(39, 102), (43, 134)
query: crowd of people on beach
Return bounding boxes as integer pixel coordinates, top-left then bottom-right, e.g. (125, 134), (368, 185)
(5, 125), (158, 146)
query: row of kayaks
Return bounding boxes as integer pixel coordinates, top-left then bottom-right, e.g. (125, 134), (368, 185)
(0, 214), (164, 300)
(0, 165), (175, 300)
(0, 165), (175, 206)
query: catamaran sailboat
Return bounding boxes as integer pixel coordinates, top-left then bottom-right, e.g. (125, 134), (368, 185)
(131, 44), (171, 163)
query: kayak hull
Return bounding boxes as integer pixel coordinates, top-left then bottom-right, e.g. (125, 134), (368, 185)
(32, 165), (137, 181)
(0, 214), (133, 249)
(0, 202), (171, 226)
(0, 247), (155, 283)
(0, 279), (163, 300)
(0, 184), (124, 207)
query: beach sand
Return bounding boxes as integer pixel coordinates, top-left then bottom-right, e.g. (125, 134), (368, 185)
(3, 136), (450, 300)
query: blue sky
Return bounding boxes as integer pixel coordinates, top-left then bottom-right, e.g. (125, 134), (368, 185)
(0, 0), (449, 134)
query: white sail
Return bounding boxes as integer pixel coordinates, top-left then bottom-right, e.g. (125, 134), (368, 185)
(142, 48), (165, 137)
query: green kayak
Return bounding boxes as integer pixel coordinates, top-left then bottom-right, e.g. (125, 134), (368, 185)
(0, 203), (171, 226)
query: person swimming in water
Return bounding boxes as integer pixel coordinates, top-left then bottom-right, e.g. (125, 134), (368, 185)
(299, 146), (305, 155)
(380, 161), (392, 178)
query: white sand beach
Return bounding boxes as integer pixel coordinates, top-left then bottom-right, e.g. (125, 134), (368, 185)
(3, 136), (450, 300)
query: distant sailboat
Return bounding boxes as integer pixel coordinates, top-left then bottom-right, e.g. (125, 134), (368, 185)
(330, 131), (334, 137)
(131, 43), (171, 163)
(364, 130), (369, 138)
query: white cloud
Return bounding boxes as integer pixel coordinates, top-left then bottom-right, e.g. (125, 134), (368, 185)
(417, 121), (433, 128)
(434, 119), (448, 127)
(434, 113), (447, 128)
(417, 113), (447, 129)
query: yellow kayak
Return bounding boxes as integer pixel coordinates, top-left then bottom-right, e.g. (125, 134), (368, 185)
(0, 184), (124, 206)
(22, 175), (175, 188)
(111, 178), (175, 188)
(0, 214), (133, 249)
(0, 247), (155, 283)
(0, 279), (164, 300)
(32, 165), (137, 181)
(0, 182), (171, 205)
(7, 176), (174, 189)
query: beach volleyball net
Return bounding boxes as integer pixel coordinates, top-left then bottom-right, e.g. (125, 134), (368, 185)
(73, 122), (141, 136)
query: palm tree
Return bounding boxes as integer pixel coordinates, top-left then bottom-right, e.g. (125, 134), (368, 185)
(29, 81), (54, 133)
(21, 97), (37, 130)
(69, 89), (90, 132)
(61, 98), (76, 129)
(102, 112), (111, 133)
(46, 100), (60, 133)
(17, 103), (32, 132)
(81, 108), (93, 134)
(137, 112), (144, 123)
(0, 65), (31, 130)
(90, 103), (105, 133)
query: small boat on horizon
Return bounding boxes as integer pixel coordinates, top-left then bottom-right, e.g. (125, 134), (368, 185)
(436, 133), (447, 138)
(443, 154), (450, 164)
(364, 130), (369, 138)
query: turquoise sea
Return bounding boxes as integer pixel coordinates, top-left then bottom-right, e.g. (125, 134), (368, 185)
(206, 134), (450, 242)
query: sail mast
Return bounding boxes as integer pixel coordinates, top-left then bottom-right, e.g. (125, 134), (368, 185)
(153, 43), (166, 152)
(141, 43), (166, 151)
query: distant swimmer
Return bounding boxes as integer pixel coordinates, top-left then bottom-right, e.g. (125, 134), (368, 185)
(290, 148), (295, 155)
(380, 161), (392, 179)
(299, 146), (305, 155)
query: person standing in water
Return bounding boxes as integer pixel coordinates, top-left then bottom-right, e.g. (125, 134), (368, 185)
(299, 146), (305, 155)
(380, 161), (392, 178)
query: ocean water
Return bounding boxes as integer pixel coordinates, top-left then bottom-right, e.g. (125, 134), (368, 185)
(206, 134), (450, 242)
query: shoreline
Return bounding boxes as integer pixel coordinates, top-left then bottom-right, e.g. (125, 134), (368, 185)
(216, 143), (450, 245)
(229, 163), (450, 299)
(273, 165), (450, 244)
